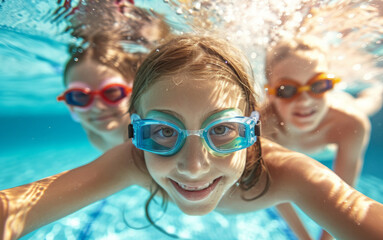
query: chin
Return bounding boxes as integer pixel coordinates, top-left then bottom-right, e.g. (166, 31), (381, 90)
(93, 121), (121, 132)
(293, 121), (320, 132)
(176, 201), (217, 216)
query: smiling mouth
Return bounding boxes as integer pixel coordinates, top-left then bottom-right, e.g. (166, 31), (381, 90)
(170, 177), (222, 201)
(293, 109), (316, 118)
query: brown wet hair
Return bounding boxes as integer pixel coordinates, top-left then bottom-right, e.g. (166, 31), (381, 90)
(265, 36), (328, 81)
(63, 30), (145, 87)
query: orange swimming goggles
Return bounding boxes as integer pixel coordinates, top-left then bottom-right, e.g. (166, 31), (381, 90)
(265, 73), (341, 99)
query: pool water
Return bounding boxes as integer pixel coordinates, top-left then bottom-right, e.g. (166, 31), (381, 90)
(1, 0), (383, 239)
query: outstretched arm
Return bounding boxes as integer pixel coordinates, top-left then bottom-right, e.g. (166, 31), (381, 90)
(276, 203), (313, 240)
(0, 142), (146, 240)
(317, 110), (371, 240)
(261, 139), (383, 240)
(293, 164), (383, 240)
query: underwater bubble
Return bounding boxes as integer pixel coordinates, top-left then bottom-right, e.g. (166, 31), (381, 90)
(176, 7), (183, 15)
(353, 64), (361, 71)
(299, 26), (307, 33)
(74, 57), (78, 62)
(363, 73), (373, 81)
(193, 2), (201, 11)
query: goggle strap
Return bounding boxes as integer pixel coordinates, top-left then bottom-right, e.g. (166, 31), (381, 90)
(254, 120), (261, 136)
(128, 124), (134, 139)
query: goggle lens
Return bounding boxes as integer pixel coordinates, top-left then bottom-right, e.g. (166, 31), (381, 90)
(141, 124), (180, 152)
(207, 122), (247, 151)
(102, 86), (127, 103)
(65, 91), (91, 107)
(276, 85), (297, 98)
(310, 79), (333, 94)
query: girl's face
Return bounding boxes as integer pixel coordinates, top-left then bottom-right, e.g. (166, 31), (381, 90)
(66, 59), (133, 133)
(138, 75), (247, 215)
(268, 53), (330, 133)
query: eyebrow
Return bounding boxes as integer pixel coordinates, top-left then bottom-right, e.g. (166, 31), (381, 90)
(151, 108), (238, 122)
(151, 109), (185, 122)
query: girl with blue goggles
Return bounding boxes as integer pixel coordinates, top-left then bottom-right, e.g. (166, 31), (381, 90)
(128, 111), (261, 156)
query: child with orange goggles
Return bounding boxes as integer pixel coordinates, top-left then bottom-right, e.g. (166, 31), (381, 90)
(263, 36), (374, 240)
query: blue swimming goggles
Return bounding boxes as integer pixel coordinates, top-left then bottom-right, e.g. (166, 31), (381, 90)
(128, 111), (261, 156)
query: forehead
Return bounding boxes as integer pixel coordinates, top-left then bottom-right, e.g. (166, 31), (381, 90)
(270, 52), (328, 85)
(139, 75), (247, 120)
(66, 59), (126, 88)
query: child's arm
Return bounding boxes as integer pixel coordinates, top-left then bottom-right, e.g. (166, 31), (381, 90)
(276, 203), (313, 240)
(294, 164), (383, 240)
(332, 112), (370, 186)
(268, 147), (383, 240)
(0, 142), (146, 240)
(317, 107), (371, 240)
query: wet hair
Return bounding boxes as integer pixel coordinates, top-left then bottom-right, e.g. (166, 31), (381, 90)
(68, 2), (171, 49)
(63, 3), (173, 87)
(63, 30), (145, 87)
(128, 35), (270, 231)
(265, 36), (329, 80)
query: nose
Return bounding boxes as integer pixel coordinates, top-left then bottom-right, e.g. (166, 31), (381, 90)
(295, 91), (314, 107)
(91, 95), (109, 111)
(176, 136), (210, 178)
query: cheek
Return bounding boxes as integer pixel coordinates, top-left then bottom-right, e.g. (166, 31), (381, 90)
(235, 150), (247, 174)
(215, 150), (247, 178)
(273, 100), (294, 119)
(144, 153), (173, 180)
(72, 108), (90, 120)
(314, 99), (329, 114)
(113, 98), (130, 111)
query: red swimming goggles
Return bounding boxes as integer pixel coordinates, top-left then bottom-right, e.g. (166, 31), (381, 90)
(57, 83), (132, 108)
(265, 73), (341, 99)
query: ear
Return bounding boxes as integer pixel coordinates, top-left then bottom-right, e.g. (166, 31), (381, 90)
(68, 107), (81, 123)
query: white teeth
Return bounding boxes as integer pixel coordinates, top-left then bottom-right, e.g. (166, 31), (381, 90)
(178, 180), (214, 191)
(296, 110), (314, 116)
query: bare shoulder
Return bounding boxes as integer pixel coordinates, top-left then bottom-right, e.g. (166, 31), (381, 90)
(324, 103), (371, 143)
(261, 138), (334, 199)
(326, 92), (370, 129)
(217, 138), (337, 213)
